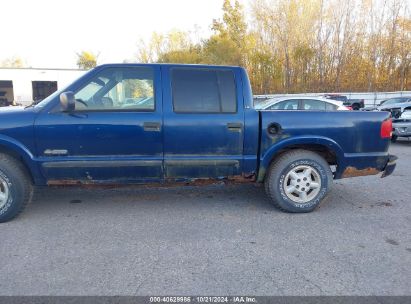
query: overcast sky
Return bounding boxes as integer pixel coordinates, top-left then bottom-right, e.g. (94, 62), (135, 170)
(1, 0), (235, 68)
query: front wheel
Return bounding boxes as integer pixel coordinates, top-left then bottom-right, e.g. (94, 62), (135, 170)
(264, 150), (333, 213)
(0, 154), (33, 222)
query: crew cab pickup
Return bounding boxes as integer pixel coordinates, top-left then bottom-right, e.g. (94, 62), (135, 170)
(0, 64), (397, 222)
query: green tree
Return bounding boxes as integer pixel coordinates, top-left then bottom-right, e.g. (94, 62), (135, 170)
(203, 35), (242, 65)
(212, 0), (247, 47)
(206, 0), (250, 66)
(137, 30), (203, 64)
(157, 48), (203, 64)
(76, 51), (98, 69)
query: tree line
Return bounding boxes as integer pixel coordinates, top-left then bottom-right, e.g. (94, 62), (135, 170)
(2, 0), (410, 95)
(137, 0), (411, 94)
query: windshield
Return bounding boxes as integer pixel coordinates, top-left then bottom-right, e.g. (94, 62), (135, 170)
(75, 77), (108, 101)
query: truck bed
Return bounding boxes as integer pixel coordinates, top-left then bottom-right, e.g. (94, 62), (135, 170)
(258, 110), (392, 180)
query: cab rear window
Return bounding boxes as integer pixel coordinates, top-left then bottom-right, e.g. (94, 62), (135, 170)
(171, 68), (237, 113)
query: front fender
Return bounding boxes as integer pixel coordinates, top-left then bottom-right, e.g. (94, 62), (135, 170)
(0, 135), (44, 184)
(258, 136), (344, 182)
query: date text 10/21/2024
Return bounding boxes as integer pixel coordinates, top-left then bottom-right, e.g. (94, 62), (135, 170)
(149, 296), (257, 303)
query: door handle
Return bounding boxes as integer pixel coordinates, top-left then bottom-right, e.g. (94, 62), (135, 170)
(68, 113), (88, 119)
(143, 122), (161, 132)
(227, 122), (243, 132)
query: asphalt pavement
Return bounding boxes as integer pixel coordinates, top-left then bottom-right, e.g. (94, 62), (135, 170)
(1, 140), (410, 296)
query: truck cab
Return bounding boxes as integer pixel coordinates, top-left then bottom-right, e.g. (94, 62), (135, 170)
(32, 64), (257, 184)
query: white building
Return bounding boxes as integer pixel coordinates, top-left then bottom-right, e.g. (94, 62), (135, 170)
(0, 67), (86, 106)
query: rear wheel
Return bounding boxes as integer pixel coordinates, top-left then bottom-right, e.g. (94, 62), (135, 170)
(0, 154), (33, 223)
(264, 150), (333, 213)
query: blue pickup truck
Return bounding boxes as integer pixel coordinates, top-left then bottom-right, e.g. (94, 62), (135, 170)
(0, 64), (397, 222)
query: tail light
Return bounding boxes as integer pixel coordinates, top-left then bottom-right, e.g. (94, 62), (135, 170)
(346, 106), (353, 110)
(381, 118), (392, 138)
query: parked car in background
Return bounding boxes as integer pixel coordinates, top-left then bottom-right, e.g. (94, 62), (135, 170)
(376, 98), (411, 119)
(323, 94), (364, 110)
(255, 96), (349, 111)
(362, 97), (411, 112)
(392, 110), (411, 142)
(363, 96), (411, 141)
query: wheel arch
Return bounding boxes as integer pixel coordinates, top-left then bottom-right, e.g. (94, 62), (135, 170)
(258, 136), (344, 182)
(0, 136), (38, 184)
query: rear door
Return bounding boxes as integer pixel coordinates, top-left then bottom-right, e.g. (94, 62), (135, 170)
(162, 66), (244, 180)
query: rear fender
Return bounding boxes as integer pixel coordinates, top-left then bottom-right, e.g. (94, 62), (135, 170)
(258, 136), (344, 182)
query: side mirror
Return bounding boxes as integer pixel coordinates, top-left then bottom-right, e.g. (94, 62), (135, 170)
(60, 92), (75, 112)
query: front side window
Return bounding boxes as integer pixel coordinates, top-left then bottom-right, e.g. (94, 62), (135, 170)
(74, 67), (155, 111)
(171, 68), (237, 113)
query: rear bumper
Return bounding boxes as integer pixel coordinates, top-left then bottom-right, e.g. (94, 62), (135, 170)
(336, 153), (397, 179)
(381, 155), (397, 178)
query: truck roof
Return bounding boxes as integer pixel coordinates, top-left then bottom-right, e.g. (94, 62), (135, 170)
(96, 63), (242, 69)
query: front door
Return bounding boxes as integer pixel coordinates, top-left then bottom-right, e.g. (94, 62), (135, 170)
(34, 66), (163, 183)
(162, 66), (244, 180)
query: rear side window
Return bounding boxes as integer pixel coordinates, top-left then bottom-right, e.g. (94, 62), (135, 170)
(302, 99), (326, 110)
(269, 99), (299, 110)
(171, 68), (237, 113)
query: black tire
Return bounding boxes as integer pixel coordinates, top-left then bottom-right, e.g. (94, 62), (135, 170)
(391, 135), (398, 143)
(264, 149), (333, 213)
(0, 153), (33, 223)
(352, 104), (360, 111)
